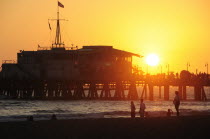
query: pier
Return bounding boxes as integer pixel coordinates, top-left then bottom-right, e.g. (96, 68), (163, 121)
(0, 71), (209, 101)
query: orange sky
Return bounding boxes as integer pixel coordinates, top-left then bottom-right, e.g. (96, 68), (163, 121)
(0, 0), (210, 74)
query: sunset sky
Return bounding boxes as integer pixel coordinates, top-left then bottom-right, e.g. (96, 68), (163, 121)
(0, 0), (210, 74)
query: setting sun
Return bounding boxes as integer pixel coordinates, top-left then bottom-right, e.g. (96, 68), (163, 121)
(146, 54), (160, 66)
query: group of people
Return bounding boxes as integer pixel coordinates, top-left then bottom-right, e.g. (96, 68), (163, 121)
(130, 91), (180, 118)
(131, 99), (146, 118)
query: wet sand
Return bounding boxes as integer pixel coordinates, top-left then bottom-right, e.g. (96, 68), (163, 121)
(0, 116), (210, 139)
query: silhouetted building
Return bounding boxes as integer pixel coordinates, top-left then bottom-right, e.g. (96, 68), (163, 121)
(1, 46), (140, 80)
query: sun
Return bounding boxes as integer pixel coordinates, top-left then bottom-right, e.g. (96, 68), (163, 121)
(146, 54), (160, 66)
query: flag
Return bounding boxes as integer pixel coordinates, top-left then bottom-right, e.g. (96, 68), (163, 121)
(58, 1), (64, 8)
(48, 22), (51, 30)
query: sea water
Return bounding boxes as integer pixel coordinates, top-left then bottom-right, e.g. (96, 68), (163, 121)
(0, 86), (210, 122)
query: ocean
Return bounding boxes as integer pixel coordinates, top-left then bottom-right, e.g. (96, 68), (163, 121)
(0, 86), (210, 122)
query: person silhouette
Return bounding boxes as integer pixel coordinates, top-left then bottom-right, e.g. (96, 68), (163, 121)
(167, 109), (173, 117)
(139, 99), (146, 118)
(130, 101), (136, 118)
(173, 91), (180, 116)
(51, 114), (57, 120)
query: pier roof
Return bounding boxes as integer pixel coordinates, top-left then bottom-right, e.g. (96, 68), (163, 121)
(80, 45), (142, 57)
(17, 45), (142, 58)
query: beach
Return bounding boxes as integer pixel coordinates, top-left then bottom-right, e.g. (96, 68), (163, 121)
(1, 116), (210, 139)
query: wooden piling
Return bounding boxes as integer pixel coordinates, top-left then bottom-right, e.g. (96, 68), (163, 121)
(148, 84), (153, 100)
(183, 86), (187, 100)
(201, 87), (207, 101)
(194, 85), (202, 101)
(74, 82), (85, 99)
(145, 84), (147, 99)
(127, 81), (138, 100)
(178, 86), (183, 100)
(114, 81), (125, 99)
(164, 85), (169, 100)
(87, 82), (98, 99)
(159, 86), (161, 99)
(100, 83), (111, 99)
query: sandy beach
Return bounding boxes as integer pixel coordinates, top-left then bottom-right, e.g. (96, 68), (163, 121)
(0, 116), (210, 139)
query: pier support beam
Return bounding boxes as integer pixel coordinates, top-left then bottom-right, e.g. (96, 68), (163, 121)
(164, 85), (169, 100)
(194, 86), (202, 101)
(127, 81), (138, 100)
(148, 84), (153, 101)
(183, 86), (187, 100)
(201, 87), (207, 101)
(114, 81), (125, 99)
(178, 86), (183, 100)
(47, 81), (54, 98)
(55, 82), (60, 98)
(61, 81), (68, 99)
(145, 84), (147, 99)
(74, 82), (85, 99)
(159, 86), (161, 99)
(178, 85), (187, 100)
(100, 83), (111, 99)
(140, 84), (147, 99)
(87, 82), (98, 99)
(66, 81), (73, 99)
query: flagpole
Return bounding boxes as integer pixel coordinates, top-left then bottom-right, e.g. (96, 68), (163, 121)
(58, 1), (60, 47)
(57, 1), (59, 47)
(57, 0), (59, 21)
(52, 1), (64, 48)
(56, 0), (60, 47)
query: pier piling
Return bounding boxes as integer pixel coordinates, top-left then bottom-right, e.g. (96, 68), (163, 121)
(164, 85), (169, 100)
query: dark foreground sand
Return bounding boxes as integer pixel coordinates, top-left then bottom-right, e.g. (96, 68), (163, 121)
(0, 116), (210, 139)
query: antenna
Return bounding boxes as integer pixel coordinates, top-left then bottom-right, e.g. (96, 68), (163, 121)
(49, 1), (67, 48)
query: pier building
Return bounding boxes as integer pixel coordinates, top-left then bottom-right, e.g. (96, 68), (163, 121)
(1, 46), (140, 80)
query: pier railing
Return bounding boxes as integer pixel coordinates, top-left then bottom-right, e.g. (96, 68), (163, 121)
(37, 47), (51, 51)
(2, 60), (17, 64)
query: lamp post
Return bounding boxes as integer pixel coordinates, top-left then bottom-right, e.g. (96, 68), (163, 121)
(159, 65), (162, 74)
(187, 62), (190, 71)
(166, 64), (169, 75)
(205, 63), (208, 75)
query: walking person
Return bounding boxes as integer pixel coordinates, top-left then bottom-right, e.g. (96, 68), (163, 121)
(139, 99), (146, 118)
(130, 101), (136, 118)
(173, 91), (180, 116)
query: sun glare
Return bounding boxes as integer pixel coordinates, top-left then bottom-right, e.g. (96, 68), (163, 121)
(146, 54), (160, 66)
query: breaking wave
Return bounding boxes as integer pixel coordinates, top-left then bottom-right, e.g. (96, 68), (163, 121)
(0, 99), (210, 122)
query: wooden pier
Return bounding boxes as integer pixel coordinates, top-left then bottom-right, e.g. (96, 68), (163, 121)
(0, 72), (209, 101)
